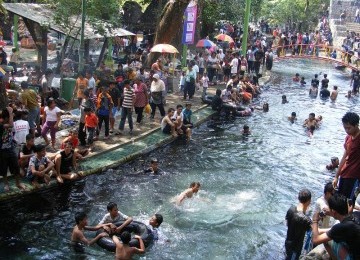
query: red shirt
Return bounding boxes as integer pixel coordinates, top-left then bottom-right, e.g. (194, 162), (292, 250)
(340, 135), (360, 179)
(85, 113), (98, 128)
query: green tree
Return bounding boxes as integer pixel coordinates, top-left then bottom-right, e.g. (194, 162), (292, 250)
(260, 0), (329, 31)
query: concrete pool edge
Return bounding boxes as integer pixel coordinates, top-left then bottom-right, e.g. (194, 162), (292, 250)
(0, 104), (216, 202)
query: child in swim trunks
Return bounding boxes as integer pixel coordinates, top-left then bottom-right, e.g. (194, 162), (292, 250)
(71, 212), (109, 252)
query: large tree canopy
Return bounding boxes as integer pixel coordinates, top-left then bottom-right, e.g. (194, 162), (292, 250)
(260, 0), (330, 31)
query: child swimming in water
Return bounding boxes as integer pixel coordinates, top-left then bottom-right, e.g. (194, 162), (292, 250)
(293, 73), (300, 82)
(282, 95), (288, 104)
(71, 212), (110, 252)
(176, 182), (201, 205)
(288, 112), (297, 123)
(300, 77), (306, 86)
(326, 157), (339, 170)
(242, 125), (251, 136)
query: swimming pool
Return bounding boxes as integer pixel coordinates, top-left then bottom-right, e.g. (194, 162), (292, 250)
(0, 59), (358, 260)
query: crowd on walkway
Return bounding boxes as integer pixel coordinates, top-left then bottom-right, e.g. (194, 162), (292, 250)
(1, 15), (360, 259)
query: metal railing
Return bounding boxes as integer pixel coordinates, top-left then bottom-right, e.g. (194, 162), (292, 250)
(270, 43), (359, 71)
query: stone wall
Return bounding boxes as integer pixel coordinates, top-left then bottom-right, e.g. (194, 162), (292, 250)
(330, 0), (360, 22)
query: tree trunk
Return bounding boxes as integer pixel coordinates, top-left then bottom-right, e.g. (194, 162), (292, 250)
(97, 37), (108, 68)
(146, 0), (191, 67)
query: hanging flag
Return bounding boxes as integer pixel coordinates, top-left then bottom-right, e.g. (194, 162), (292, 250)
(182, 1), (198, 45)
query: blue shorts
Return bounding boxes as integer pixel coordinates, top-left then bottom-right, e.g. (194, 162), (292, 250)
(28, 107), (40, 129)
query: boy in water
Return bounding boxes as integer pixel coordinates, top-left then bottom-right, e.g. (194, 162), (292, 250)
(285, 189), (312, 260)
(293, 73), (300, 82)
(330, 86), (338, 101)
(300, 77), (306, 86)
(326, 157), (339, 170)
(71, 212), (109, 250)
(112, 231), (145, 260)
(303, 113), (318, 129)
(143, 158), (162, 175)
(98, 202), (133, 234)
(148, 214), (164, 241)
(241, 125), (251, 136)
(288, 112), (297, 123)
(282, 95), (288, 104)
(176, 182), (201, 205)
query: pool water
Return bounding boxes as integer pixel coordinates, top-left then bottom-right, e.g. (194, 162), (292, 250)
(0, 59), (358, 260)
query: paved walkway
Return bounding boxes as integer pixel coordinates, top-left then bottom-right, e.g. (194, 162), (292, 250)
(0, 85), (219, 200)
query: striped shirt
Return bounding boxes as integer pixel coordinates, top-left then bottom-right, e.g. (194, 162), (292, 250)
(122, 87), (135, 108)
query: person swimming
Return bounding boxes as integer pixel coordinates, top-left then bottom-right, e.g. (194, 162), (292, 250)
(242, 125), (251, 136)
(300, 77), (306, 86)
(176, 182), (201, 205)
(282, 95), (288, 104)
(288, 112), (297, 123)
(293, 73), (300, 82)
(326, 157), (339, 170)
(263, 102), (269, 112)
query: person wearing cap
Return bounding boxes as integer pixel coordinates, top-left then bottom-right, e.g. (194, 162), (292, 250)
(20, 81), (40, 136)
(150, 74), (166, 119)
(108, 78), (121, 133)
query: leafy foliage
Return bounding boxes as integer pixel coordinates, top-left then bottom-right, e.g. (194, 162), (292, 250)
(260, 0), (330, 31)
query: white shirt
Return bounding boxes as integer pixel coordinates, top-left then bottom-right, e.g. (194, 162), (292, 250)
(172, 110), (184, 129)
(151, 79), (166, 92)
(314, 196), (332, 228)
(13, 119), (30, 144)
(230, 58), (239, 74)
(44, 106), (61, 122)
(99, 212), (129, 224)
(192, 64), (199, 78)
(201, 76), (209, 88)
(88, 77), (96, 89)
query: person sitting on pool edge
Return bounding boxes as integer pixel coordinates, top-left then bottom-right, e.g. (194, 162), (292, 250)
(112, 231), (145, 260)
(98, 202), (133, 235)
(143, 158), (162, 175)
(182, 102), (193, 128)
(71, 212), (110, 252)
(288, 112), (297, 123)
(161, 108), (178, 137)
(176, 182), (201, 205)
(27, 144), (60, 187)
(55, 141), (84, 182)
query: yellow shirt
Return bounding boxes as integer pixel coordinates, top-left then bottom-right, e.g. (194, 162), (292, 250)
(21, 89), (39, 109)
